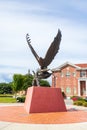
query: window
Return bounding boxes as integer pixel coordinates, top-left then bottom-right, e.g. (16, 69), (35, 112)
(73, 72), (76, 77)
(80, 71), (86, 77)
(66, 87), (71, 94)
(66, 71), (70, 77)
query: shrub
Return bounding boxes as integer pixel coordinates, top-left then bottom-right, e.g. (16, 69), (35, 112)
(0, 94), (13, 97)
(83, 102), (87, 107)
(71, 96), (80, 101)
(78, 97), (85, 101)
(84, 97), (87, 102)
(71, 96), (85, 101)
(16, 97), (25, 103)
(73, 101), (77, 105)
(73, 100), (83, 106)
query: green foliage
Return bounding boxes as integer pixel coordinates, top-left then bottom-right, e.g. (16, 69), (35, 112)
(16, 96), (25, 103)
(0, 94), (13, 97)
(0, 82), (12, 94)
(22, 74), (33, 91)
(83, 102), (87, 107)
(73, 97), (87, 107)
(75, 101), (83, 106)
(71, 96), (84, 101)
(39, 80), (50, 87)
(73, 101), (77, 105)
(12, 74), (24, 92)
(12, 73), (34, 92)
(0, 72), (50, 97)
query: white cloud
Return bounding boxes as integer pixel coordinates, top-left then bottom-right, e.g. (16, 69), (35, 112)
(0, 0), (87, 83)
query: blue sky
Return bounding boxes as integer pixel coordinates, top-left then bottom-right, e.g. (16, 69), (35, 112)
(0, 0), (87, 83)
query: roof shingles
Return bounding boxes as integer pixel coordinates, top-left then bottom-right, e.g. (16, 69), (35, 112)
(75, 64), (87, 68)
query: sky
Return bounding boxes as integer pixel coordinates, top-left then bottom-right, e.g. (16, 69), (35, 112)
(0, 0), (87, 83)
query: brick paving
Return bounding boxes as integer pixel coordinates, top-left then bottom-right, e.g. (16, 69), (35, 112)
(0, 105), (87, 124)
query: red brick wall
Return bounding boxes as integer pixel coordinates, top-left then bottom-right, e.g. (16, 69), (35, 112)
(52, 65), (80, 97)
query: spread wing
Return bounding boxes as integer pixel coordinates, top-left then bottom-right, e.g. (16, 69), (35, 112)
(26, 34), (40, 64)
(43, 29), (62, 67)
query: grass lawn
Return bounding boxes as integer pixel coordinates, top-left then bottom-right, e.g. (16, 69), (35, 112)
(0, 94), (17, 103)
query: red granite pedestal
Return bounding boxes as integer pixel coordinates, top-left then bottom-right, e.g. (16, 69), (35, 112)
(24, 86), (67, 113)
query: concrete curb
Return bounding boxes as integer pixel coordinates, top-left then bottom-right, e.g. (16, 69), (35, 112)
(0, 121), (87, 130)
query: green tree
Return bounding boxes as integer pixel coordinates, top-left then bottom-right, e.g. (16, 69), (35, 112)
(12, 73), (50, 97)
(22, 74), (33, 91)
(0, 82), (12, 94)
(12, 74), (24, 97)
(39, 80), (50, 87)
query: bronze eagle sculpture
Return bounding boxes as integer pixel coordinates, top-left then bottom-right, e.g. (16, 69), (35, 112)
(26, 29), (62, 80)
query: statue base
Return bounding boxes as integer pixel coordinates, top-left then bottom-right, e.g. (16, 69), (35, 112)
(24, 86), (67, 113)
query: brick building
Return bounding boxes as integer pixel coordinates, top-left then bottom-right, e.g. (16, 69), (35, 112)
(52, 62), (87, 97)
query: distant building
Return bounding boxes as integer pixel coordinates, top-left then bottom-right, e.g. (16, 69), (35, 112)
(52, 62), (87, 97)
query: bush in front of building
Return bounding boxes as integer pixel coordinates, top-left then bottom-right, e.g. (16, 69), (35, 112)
(73, 97), (87, 107)
(73, 100), (83, 106)
(83, 102), (87, 107)
(71, 96), (82, 101)
(16, 96), (25, 103)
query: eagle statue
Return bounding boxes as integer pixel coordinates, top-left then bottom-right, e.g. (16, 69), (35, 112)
(26, 29), (62, 85)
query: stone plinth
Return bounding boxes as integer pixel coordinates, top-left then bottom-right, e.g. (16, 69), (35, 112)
(24, 86), (67, 113)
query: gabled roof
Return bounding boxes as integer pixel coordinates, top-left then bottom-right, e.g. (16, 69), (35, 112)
(52, 61), (87, 72)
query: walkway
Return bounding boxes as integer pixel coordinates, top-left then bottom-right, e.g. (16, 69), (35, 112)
(0, 100), (87, 130)
(0, 105), (87, 124)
